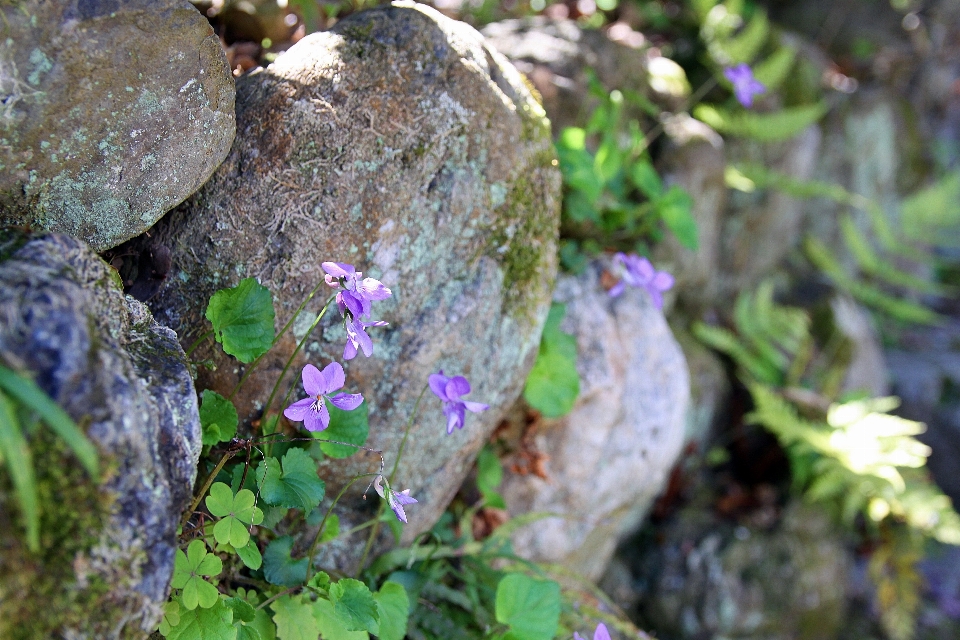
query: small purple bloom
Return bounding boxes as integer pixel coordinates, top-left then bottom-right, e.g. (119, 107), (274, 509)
(428, 370), (489, 434)
(343, 317), (388, 361)
(283, 362), (364, 432)
(608, 253), (674, 309)
(374, 476), (418, 523)
(322, 261), (392, 319)
(724, 63), (765, 108)
(573, 622), (611, 640)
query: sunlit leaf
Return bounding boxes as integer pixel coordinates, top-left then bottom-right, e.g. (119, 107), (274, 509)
(205, 278), (276, 363)
(200, 391), (239, 446)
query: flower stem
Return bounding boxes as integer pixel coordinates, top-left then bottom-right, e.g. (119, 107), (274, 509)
(178, 448), (237, 533)
(184, 329), (214, 358)
(304, 472), (379, 584)
(357, 383), (430, 573)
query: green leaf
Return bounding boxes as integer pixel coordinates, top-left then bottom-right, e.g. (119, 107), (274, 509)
(523, 304), (580, 418)
(694, 102), (828, 142)
(307, 570), (331, 591)
(657, 185), (699, 250)
(271, 595), (320, 640)
(172, 540), (224, 610)
(205, 278), (276, 363)
(164, 598), (236, 640)
(752, 45), (797, 92)
(0, 365), (98, 478)
(225, 598), (257, 623)
(317, 402), (369, 459)
(629, 160), (663, 199)
(262, 536), (308, 587)
(206, 483), (263, 548)
(200, 391), (239, 446)
(234, 589), (276, 640)
(235, 540), (262, 570)
(716, 8), (769, 64)
(329, 578), (380, 634)
(257, 448), (325, 511)
(477, 445), (507, 509)
(494, 574), (561, 640)
(373, 582), (409, 640)
(313, 598), (369, 640)
(0, 390), (39, 551)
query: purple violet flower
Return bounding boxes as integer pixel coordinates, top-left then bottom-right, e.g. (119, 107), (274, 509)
(608, 252), (674, 309)
(573, 622), (611, 640)
(374, 476), (418, 523)
(428, 370), (489, 434)
(723, 63), (766, 108)
(283, 362), (364, 432)
(322, 261), (392, 319)
(344, 317), (389, 361)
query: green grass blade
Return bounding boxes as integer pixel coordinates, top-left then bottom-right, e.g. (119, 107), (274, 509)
(0, 366), (98, 478)
(0, 390), (39, 551)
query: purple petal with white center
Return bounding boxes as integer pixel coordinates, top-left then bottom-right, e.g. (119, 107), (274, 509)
(463, 400), (489, 414)
(321, 361), (345, 393)
(283, 397), (314, 421)
(303, 402), (330, 432)
(321, 262), (355, 279)
(358, 277), (392, 301)
(444, 404), (465, 434)
(429, 372), (451, 401)
(329, 392), (364, 411)
(301, 364), (325, 396)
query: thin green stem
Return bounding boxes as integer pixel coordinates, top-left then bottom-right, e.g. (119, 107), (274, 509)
(356, 384), (430, 574)
(184, 329), (214, 358)
(256, 586), (301, 611)
(178, 449), (236, 532)
(231, 288), (336, 401)
(304, 472), (380, 584)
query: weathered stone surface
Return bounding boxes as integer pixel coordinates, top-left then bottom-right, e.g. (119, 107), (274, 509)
(628, 500), (850, 640)
(0, 233), (201, 639)
(0, 0), (235, 251)
(499, 264), (688, 580)
(831, 295), (889, 398)
(138, 1), (560, 560)
(672, 324), (729, 450)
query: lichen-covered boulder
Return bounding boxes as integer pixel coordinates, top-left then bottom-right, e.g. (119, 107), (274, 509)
(138, 1), (560, 558)
(0, 0), (235, 251)
(0, 233), (201, 639)
(498, 264), (688, 580)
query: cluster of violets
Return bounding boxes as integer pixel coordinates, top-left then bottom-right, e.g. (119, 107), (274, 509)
(724, 63), (766, 108)
(283, 261), (489, 523)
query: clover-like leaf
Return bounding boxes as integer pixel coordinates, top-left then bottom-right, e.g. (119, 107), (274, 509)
(329, 578), (379, 634)
(205, 278), (276, 363)
(256, 449), (325, 511)
(262, 536), (308, 587)
(158, 600), (182, 637)
(235, 540), (263, 570)
(172, 540), (223, 610)
(200, 390), (239, 446)
(206, 482), (263, 548)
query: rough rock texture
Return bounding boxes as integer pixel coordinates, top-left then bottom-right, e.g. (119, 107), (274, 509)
(0, 0), (235, 252)
(499, 265), (688, 580)
(0, 233), (201, 639)
(627, 499), (850, 640)
(139, 1), (560, 559)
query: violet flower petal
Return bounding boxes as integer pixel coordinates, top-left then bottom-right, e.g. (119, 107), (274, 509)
(283, 397), (314, 421)
(301, 364), (325, 396)
(321, 262), (355, 279)
(303, 402), (330, 432)
(358, 277), (392, 300)
(329, 392), (364, 411)
(429, 371), (451, 401)
(594, 623), (611, 640)
(321, 361), (345, 393)
(463, 400), (489, 414)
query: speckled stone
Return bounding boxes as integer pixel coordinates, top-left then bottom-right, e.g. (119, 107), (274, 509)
(0, 0), (235, 251)
(137, 1), (560, 565)
(0, 233), (201, 639)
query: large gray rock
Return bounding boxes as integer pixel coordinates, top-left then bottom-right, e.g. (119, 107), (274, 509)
(0, 0), (235, 251)
(0, 233), (201, 639)
(139, 1), (560, 561)
(499, 264), (688, 580)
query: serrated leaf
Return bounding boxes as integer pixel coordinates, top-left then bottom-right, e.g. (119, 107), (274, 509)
(200, 391), (239, 446)
(658, 185), (699, 250)
(317, 403), (369, 459)
(313, 598), (369, 640)
(164, 598), (236, 640)
(308, 570), (331, 591)
(271, 595), (320, 640)
(225, 598), (257, 623)
(329, 578), (380, 634)
(523, 304), (579, 418)
(495, 574), (561, 640)
(257, 448), (325, 511)
(205, 278), (276, 363)
(373, 582), (410, 640)
(262, 536), (308, 587)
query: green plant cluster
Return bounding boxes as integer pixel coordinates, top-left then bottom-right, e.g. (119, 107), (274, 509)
(695, 284), (960, 640)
